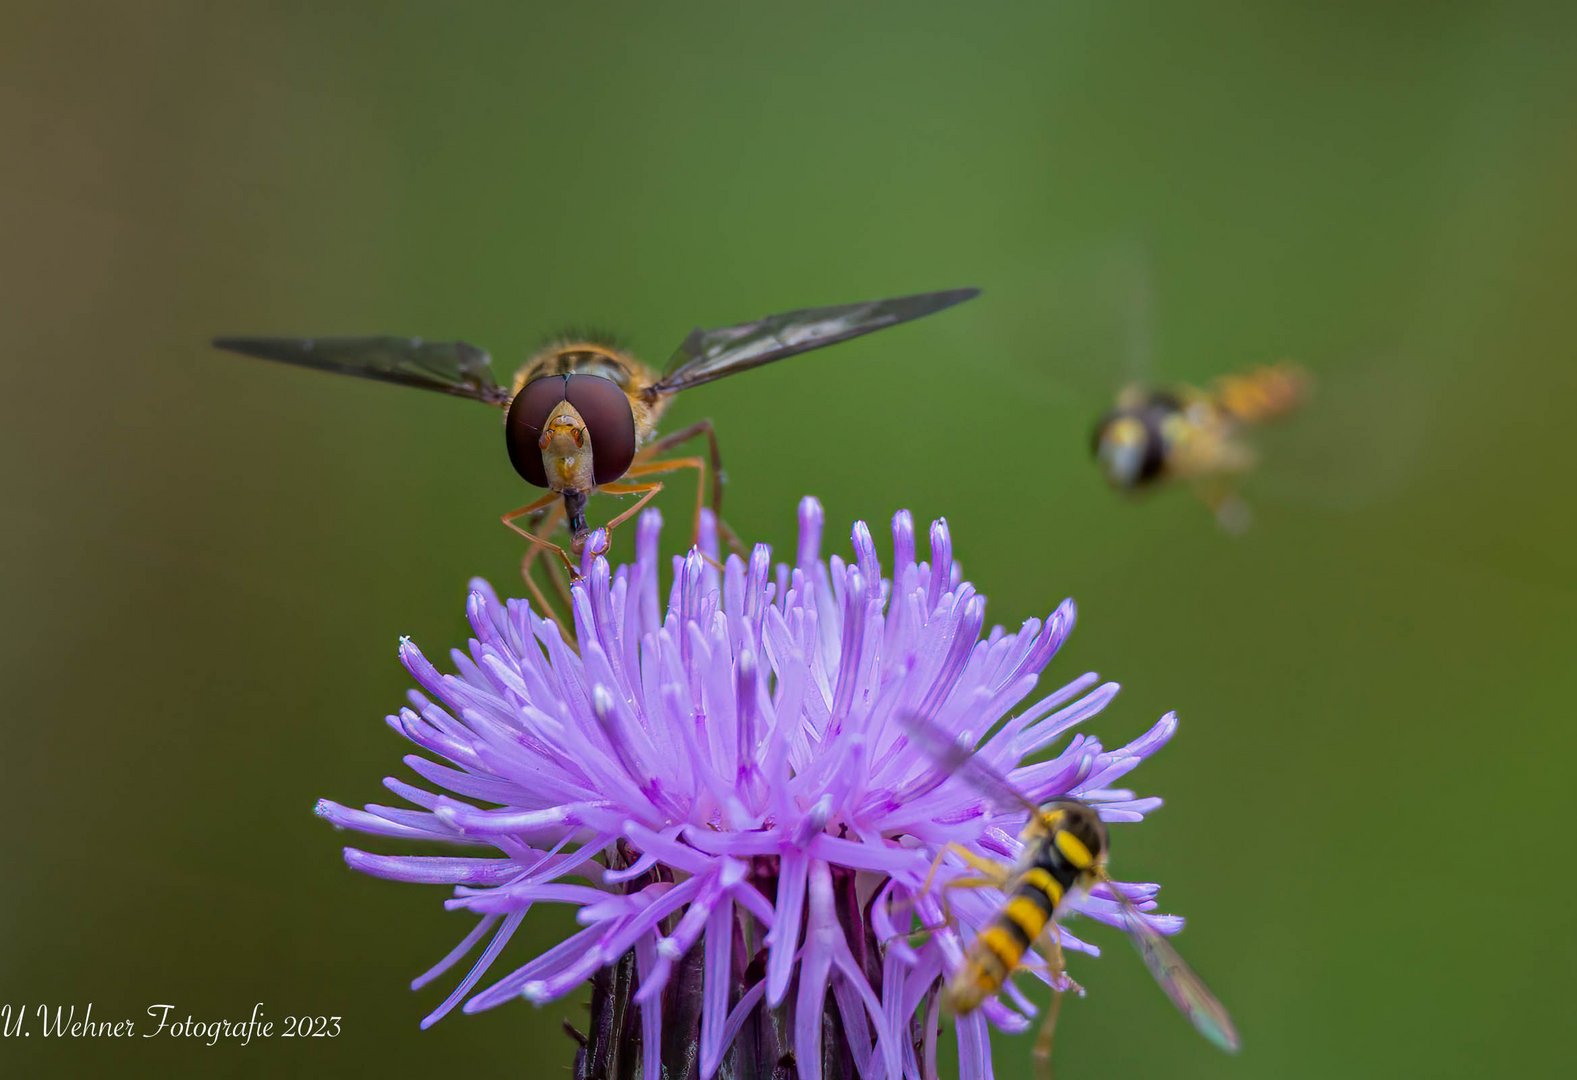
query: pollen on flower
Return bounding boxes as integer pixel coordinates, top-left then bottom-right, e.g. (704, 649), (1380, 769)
(317, 498), (1186, 1080)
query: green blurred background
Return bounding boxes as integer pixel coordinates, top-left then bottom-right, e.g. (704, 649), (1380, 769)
(4, 2), (1574, 1076)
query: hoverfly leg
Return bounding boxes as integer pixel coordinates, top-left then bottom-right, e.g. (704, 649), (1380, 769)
(619, 455), (710, 551)
(1195, 481), (1253, 535)
(949, 845), (1015, 884)
(636, 418), (727, 517)
(594, 479), (667, 551)
(915, 842), (1011, 911)
(1031, 925), (1071, 1080)
(630, 419), (746, 556)
(714, 518), (746, 557)
(1033, 988), (1065, 1080)
(623, 451), (745, 558)
(927, 849), (1013, 949)
(886, 873), (1001, 950)
(884, 843), (1010, 947)
(503, 492), (570, 568)
(502, 491), (561, 523)
(1213, 494), (1253, 535)
(502, 495), (578, 618)
(514, 502), (574, 622)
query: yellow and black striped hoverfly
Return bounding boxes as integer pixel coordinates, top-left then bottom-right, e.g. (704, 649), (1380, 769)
(901, 711), (1239, 1075)
(214, 288), (977, 612)
(1092, 362), (1311, 532)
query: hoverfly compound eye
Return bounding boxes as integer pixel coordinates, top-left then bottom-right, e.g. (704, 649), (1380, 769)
(505, 375), (570, 488)
(1092, 411), (1121, 457)
(1096, 412), (1168, 489)
(563, 374), (636, 486)
(504, 373), (636, 489)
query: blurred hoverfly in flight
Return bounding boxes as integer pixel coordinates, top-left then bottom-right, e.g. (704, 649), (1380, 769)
(902, 711), (1239, 1076)
(1092, 362), (1310, 532)
(214, 288), (977, 607)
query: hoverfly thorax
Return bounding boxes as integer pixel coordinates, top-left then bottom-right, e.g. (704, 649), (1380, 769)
(1044, 798), (1109, 873)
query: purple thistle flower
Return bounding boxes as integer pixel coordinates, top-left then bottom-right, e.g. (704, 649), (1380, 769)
(318, 498), (1187, 1079)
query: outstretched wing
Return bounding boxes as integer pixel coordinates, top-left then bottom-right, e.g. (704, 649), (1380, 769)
(212, 336), (510, 405)
(1108, 879), (1241, 1053)
(647, 287), (980, 398)
(898, 711), (1041, 816)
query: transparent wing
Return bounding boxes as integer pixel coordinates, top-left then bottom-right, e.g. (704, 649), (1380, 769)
(898, 711), (1041, 816)
(1105, 877), (1240, 1053)
(211, 336), (510, 405)
(1256, 351), (1427, 511)
(1110, 235), (1156, 388)
(648, 287), (980, 397)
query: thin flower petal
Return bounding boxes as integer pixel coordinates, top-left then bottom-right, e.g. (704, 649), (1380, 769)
(318, 499), (1214, 1078)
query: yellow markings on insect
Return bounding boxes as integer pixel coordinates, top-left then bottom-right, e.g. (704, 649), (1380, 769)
(1054, 829), (1095, 870)
(1004, 896), (1048, 941)
(976, 925), (1023, 969)
(1109, 416), (1145, 445)
(1023, 866), (1064, 907)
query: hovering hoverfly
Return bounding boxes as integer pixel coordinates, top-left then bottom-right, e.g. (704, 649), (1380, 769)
(1091, 362), (1310, 532)
(901, 712), (1239, 1076)
(214, 288), (978, 598)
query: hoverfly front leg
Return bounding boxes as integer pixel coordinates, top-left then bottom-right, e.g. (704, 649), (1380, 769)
(1031, 925), (1071, 1080)
(620, 454), (744, 557)
(1194, 480), (1253, 535)
(629, 419), (746, 555)
(503, 496), (575, 569)
(594, 479), (666, 544)
(512, 499), (574, 621)
(883, 843), (1010, 948)
(637, 419), (726, 516)
(502, 491), (578, 616)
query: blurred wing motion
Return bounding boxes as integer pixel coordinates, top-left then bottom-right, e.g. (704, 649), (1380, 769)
(1106, 878), (1241, 1053)
(898, 711), (1040, 816)
(648, 287), (980, 397)
(212, 336), (510, 405)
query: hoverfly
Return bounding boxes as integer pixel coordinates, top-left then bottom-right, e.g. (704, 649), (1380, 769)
(1092, 362), (1310, 532)
(900, 711), (1239, 1075)
(214, 288), (978, 609)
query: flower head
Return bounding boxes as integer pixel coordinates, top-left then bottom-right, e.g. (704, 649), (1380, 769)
(318, 499), (1185, 1079)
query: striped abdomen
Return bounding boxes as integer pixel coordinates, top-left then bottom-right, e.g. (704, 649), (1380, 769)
(946, 820), (1103, 1014)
